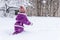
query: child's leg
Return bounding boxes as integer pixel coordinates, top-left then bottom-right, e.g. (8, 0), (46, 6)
(13, 21), (24, 34)
(15, 26), (24, 33)
(13, 26), (24, 34)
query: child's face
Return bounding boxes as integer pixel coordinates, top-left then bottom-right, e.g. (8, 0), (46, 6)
(19, 6), (26, 13)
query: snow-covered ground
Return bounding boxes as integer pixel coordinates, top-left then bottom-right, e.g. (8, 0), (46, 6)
(0, 16), (60, 40)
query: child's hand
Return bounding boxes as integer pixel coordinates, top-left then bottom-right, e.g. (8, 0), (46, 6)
(31, 23), (33, 26)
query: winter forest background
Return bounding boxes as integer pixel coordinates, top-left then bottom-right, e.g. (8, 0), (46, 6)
(0, 0), (60, 17)
(0, 0), (60, 40)
(0, 0), (34, 17)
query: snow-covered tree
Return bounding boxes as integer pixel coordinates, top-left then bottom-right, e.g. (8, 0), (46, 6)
(0, 0), (34, 17)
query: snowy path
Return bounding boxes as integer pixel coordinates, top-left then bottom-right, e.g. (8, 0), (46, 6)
(0, 17), (60, 40)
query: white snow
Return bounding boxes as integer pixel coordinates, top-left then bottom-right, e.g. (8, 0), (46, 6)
(0, 1), (5, 7)
(0, 0), (33, 8)
(0, 16), (60, 40)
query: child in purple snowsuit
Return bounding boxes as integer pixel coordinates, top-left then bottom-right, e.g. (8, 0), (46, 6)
(13, 6), (31, 34)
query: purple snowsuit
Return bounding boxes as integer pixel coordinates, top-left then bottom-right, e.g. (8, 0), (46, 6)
(13, 13), (31, 34)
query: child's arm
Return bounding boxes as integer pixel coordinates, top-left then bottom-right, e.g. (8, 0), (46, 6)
(23, 15), (31, 25)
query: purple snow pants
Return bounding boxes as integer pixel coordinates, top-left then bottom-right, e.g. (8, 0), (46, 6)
(13, 21), (24, 34)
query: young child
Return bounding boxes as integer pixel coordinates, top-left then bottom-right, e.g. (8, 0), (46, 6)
(13, 6), (32, 34)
